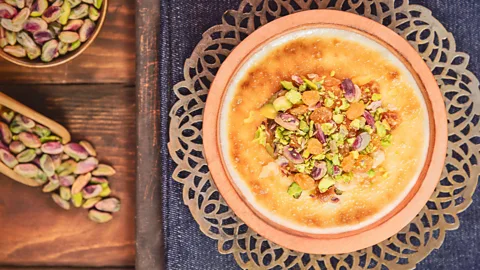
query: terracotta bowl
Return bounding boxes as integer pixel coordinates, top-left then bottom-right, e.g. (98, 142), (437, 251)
(0, 0), (108, 68)
(204, 10), (447, 254)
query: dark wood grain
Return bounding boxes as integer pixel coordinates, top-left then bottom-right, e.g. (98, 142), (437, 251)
(135, 0), (164, 268)
(0, 85), (136, 267)
(0, 0), (135, 85)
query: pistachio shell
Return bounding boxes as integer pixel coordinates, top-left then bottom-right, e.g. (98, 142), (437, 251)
(68, 3), (87, 19)
(58, 31), (78, 43)
(32, 124), (51, 137)
(41, 38), (57, 62)
(52, 193), (70, 209)
(56, 159), (76, 175)
(13, 163), (38, 178)
(71, 172), (91, 194)
(23, 17), (48, 33)
(5, 30), (15, 45)
(41, 5), (61, 22)
(16, 149), (36, 163)
(11, 8), (30, 25)
(88, 6), (98, 21)
(42, 179), (59, 192)
(74, 157), (98, 174)
(82, 184), (102, 199)
(60, 186), (71, 200)
(18, 132), (41, 148)
(0, 148), (18, 168)
(0, 3), (17, 19)
(9, 140), (25, 154)
(3, 44), (25, 56)
(78, 18), (94, 42)
(67, 39), (79, 51)
(64, 142), (88, 160)
(67, 0), (80, 7)
(57, 0), (69, 24)
(91, 164), (115, 177)
(0, 26), (6, 47)
(82, 197), (101, 208)
(30, 0), (48, 17)
(62, 19), (82, 31)
(59, 174), (74, 186)
(41, 141), (64, 155)
(1, 20), (23, 32)
(33, 29), (54, 45)
(0, 122), (12, 143)
(88, 209), (112, 223)
(40, 154), (55, 177)
(93, 0), (101, 9)
(71, 191), (83, 207)
(95, 198), (120, 213)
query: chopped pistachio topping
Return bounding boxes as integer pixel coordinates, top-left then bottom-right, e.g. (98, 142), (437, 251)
(253, 74), (399, 199)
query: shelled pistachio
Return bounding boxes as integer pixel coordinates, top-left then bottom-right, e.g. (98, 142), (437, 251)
(0, 0), (102, 62)
(0, 106), (120, 223)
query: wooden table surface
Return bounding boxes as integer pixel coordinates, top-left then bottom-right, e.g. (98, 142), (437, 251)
(0, 0), (136, 268)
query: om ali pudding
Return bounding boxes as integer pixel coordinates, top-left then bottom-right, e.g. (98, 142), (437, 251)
(219, 28), (429, 234)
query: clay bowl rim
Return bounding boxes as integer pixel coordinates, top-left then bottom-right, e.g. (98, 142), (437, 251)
(203, 10), (447, 254)
(0, 0), (108, 68)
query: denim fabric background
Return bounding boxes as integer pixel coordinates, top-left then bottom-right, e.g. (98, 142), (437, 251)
(161, 1), (480, 269)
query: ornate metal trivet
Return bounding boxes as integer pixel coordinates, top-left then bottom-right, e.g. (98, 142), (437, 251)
(168, 0), (480, 268)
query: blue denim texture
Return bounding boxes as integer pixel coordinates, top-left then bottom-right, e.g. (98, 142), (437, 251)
(162, 1), (480, 269)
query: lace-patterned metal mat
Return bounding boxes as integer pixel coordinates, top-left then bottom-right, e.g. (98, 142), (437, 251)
(168, 0), (480, 268)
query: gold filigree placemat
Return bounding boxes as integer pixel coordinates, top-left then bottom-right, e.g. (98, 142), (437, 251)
(168, 0), (480, 268)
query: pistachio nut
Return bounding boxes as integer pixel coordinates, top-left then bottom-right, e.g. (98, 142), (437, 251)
(41, 141), (63, 154)
(0, 122), (12, 144)
(71, 191), (82, 207)
(59, 174), (74, 186)
(13, 163), (38, 178)
(0, 148), (18, 168)
(71, 172), (91, 194)
(92, 164), (115, 176)
(16, 148), (36, 163)
(88, 209), (112, 223)
(64, 142), (88, 160)
(82, 197), (101, 208)
(59, 185), (71, 200)
(40, 153), (55, 176)
(52, 193), (70, 210)
(9, 140), (25, 154)
(95, 197), (120, 213)
(74, 156), (98, 174)
(42, 179), (60, 192)
(18, 132), (41, 148)
(3, 45), (26, 57)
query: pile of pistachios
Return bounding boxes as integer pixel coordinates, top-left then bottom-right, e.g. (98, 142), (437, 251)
(0, 0), (102, 62)
(0, 106), (119, 223)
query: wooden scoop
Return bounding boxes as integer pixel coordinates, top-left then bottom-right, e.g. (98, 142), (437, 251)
(0, 92), (71, 187)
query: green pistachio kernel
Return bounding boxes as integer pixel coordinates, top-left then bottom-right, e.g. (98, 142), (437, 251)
(298, 83), (307, 92)
(372, 93), (382, 101)
(299, 120), (309, 133)
(273, 96), (293, 112)
(347, 138), (356, 145)
(381, 134), (392, 147)
(303, 78), (318, 90)
(287, 182), (302, 199)
(375, 121), (387, 137)
(350, 119), (361, 130)
(280, 81), (294, 90)
(253, 125), (267, 146)
(339, 98), (350, 110)
(318, 176), (336, 193)
(321, 122), (336, 135)
(333, 114), (344, 124)
(285, 90), (302, 105)
(367, 169), (376, 178)
(351, 151), (359, 159)
(332, 154), (340, 166)
(260, 103), (277, 119)
(324, 98), (334, 108)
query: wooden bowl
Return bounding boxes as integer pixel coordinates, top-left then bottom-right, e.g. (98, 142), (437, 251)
(0, 0), (108, 68)
(203, 10), (448, 254)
